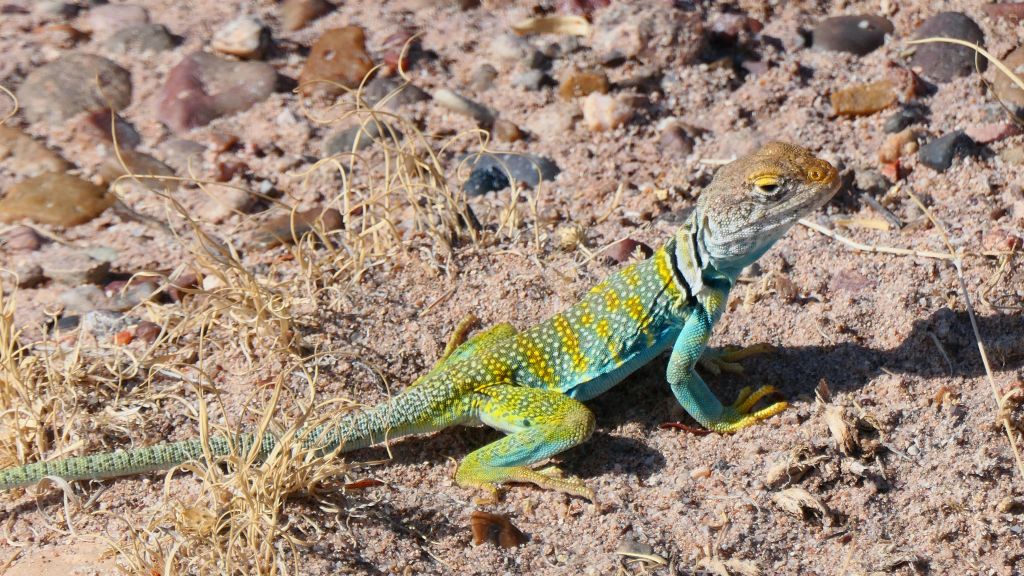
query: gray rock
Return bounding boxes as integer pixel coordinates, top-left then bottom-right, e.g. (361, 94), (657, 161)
(14, 261), (44, 288)
(16, 54), (132, 125)
(918, 131), (976, 172)
(41, 249), (111, 285)
(324, 121), (400, 156)
(79, 309), (131, 338)
(361, 76), (429, 109)
(511, 69), (549, 91)
(461, 153), (559, 196)
(105, 23), (177, 53)
(812, 15), (893, 56)
(910, 12), (985, 83)
(82, 3), (149, 37)
(854, 169), (890, 194)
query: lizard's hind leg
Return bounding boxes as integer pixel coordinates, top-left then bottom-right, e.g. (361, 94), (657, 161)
(455, 386), (596, 502)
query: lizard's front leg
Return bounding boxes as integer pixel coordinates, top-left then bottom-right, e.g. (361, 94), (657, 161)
(666, 303), (787, 433)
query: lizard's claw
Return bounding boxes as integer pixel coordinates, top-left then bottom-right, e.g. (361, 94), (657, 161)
(699, 343), (775, 376)
(708, 385), (788, 434)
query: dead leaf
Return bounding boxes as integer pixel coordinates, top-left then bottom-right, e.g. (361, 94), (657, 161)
(470, 511), (526, 548)
(835, 217), (892, 231)
(772, 488), (832, 524)
(824, 405), (858, 456)
(615, 538), (668, 566)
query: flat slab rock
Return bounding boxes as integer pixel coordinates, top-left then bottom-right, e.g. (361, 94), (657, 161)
(0, 172), (113, 226)
(16, 53), (132, 125)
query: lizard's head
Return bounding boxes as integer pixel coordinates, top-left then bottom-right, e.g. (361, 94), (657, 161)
(687, 141), (839, 276)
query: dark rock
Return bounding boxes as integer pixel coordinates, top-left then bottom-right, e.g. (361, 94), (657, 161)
(299, 27), (375, 97)
(812, 15), (893, 56)
(16, 54), (132, 125)
(0, 173), (113, 226)
(79, 109), (142, 149)
(462, 153), (559, 196)
(910, 12), (985, 83)
(883, 104), (929, 133)
(158, 52), (277, 133)
(105, 23), (177, 53)
(917, 131), (976, 172)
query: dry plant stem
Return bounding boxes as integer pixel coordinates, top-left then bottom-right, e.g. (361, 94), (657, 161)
(903, 191), (1024, 482)
(0, 82), (16, 125)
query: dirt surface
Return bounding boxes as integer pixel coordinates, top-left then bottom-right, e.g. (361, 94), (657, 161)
(1, 0), (1023, 574)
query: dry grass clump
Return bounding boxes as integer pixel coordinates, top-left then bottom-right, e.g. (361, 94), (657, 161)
(0, 67), (511, 574)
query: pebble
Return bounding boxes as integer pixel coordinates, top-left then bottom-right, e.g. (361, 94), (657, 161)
(58, 287), (112, 315)
(603, 238), (653, 264)
(42, 249), (111, 285)
(79, 310), (131, 338)
(299, 27), (375, 97)
(855, 170), (890, 194)
(992, 46), (1024, 115)
(14, 261), (45, 288)
(0, 125), (71, 177)
(433, 88), (496, 125)
(965, 123), (1023, 144)
(81, 3), (149, 37)
(883, 104), (928, 133)
(281, 0), (333, 32)
(3, 226), (43, 251)
(323, 121), (396, 155)
(917, 131), (976, 172)
(559, 70), (609, 101)
(982, 3), (1024, 24)
(255, 208), (343, 248)
(0, 173), (113, 226)
(878, 128), (919, 163)
(199, 185), (254, 223)
(135, 321), (161, 343)
(361, 76), (429, 110)
(104, 278), (160, 309)
(489, 34), (544, 67)
(98, 150), (176, 192)
(469, 64), (499, 92)
(462, 153), (559, 196)
(158, 52), (277, 133)
(811, 15), (893, 56)
(16, 54), (132, 126)
(830, 80), (897, 116)
(658, 121), (694, 156)
(77, 109), (142, 150)
(582, 92), (634, 131)
(511, 69), (549, 91)
(104, 23), (177, 53)
(492, 119), (522, 143)
(593, 4), (704, 65)
(35, 23), (86, 49)
(212, 15), (270, 60)
(910, 12), (985, 83)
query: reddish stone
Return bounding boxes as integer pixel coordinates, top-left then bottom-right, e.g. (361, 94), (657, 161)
(299, 27), (375, 96)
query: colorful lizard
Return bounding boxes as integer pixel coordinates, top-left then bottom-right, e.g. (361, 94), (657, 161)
(0, 142), (839, 501)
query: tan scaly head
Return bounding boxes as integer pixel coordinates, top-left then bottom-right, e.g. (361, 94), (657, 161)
(681, 141), (840, 280)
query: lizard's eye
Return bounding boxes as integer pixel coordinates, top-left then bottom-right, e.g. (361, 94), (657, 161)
(808, 168), (825, 181)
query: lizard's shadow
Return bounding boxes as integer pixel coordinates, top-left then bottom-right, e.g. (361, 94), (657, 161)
(596, 308), (1024, 433)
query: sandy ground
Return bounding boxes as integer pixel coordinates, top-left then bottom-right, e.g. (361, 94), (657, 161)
(1, 0), (1023, 574)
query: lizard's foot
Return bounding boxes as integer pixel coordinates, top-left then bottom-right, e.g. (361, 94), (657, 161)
(707, 385), (788, 433)
(698, 343), (775, 376)
(457, 465), (594, 502)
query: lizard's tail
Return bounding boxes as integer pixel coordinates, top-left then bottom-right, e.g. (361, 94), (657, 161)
(0, 386), (441, 490)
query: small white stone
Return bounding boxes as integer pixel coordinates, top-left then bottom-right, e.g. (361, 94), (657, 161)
(212, 15), (269, 60)
(582, 93), (633, 132)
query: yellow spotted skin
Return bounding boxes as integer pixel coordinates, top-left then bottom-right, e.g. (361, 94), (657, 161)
(0, 142), (840, 500)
